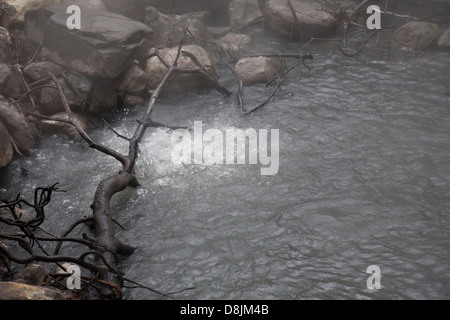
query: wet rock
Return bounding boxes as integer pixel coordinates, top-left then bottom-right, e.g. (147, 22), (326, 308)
(118, 64), (148, 96)
(39, 73), (118, 115)
(38, 111), (89, 138)
(437, 28), (450, 48)
(235, 56), (283, 85)
(23, 61), (63, 82)
(123, 94), (145, 107)
(144, 44), (219, 92)
(14, 264), (49, 286)
(218, 32), (252, 56)
(25, 3), (153, 79)
(0, 121), (13, 168)
(0, 281), (68, 300)
(264, 0), (336, 39)
(229, 0), (263, 30)
(390, 21), (441, 51)
(0, 0), (60, 27)
(0, 99), (36, 155)
(0, 203), (34, 235)
(144, 7), (208, 46)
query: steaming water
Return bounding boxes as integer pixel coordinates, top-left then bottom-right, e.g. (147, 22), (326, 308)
(1, 37), (450, 300)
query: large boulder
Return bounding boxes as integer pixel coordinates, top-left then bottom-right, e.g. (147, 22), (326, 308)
(24, 3), (153, 79)
(235, 56), (283, 85)
(0, 0), (60, 27)
(144, 44), (219, 92)
(390, 21), (442, 51)
(0, 121), (13, 168)
(264, 0), (336, 39)
(144, 7), (208, 46)
(0, 99), (36, 155)
(229, 0), (263, 30)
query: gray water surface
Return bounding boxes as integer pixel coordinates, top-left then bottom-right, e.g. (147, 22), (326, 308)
(1, 40), (450, 300)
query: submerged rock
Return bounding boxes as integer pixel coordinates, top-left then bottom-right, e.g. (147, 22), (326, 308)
(390, 21), (441, 51)
(25, 4), (153, 79)
(264, 0), (336, 39)
(144, 44), (219, 92)
(235, 56), (283, 85)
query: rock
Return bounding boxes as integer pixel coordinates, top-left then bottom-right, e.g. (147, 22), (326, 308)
(39, 73), (118, 115)
(437, 28), (450, 47)
(390, 21), (442, 51)
(235, 56), (283, 85)
(101, 0), (230, 24)
(0, 27), (11, 63)
(0, 121), (13, 168)
(123, 94), (145, 107)
(23, 61), (63, 82)
(0, 99), (36, 155)
(0, 63), (11, 92)
(0, 203), (34, 235)
(25, 4), (153, 79)
(144, 44), (219, 92)
(60, 0), (106, 10)
(229, 0), (263, 30)
(264, 0), (336, 39)
(144, 7), (208, 46)
(0, 0), (60, 27)
(218, 32), (252, 56)
(14, 265), (49, 286)
(38, 111), (89, 138)
(0, 281), (68, 300)
(117, 64), (148, 96)
(207, 26), (232, 38)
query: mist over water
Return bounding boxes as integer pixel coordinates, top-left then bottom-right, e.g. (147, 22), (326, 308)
(1, 36), (450, 299)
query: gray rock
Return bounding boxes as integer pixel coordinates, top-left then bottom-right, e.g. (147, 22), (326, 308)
(264, 0), (336, 39)
(437, 28), (450, 47)
(38, 111), (89, 138)
(144, 44), (219, 92)
(390, 21), (442, 51)
(0, 122), (13, 168)
(144, 7), (208, 46)
(0, 0), (60, 27)
(118, 64), (149, 96)
(235, 56), (283, 85)
(23, 61), (63, 82)
(14, 265), (49, 286)
(218, 32), (252, 56)
(25, 4), (153, 79)
(0, 64), (11, 90)
(0, 27), (11, 63)
(0, 100), (36, 155)
(229, 0), (263, 30)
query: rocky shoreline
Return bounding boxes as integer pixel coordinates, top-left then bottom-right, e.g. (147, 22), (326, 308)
(1, 0), (450, 300)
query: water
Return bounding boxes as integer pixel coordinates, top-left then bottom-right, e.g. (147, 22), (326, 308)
(1, 37), (450, 300)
